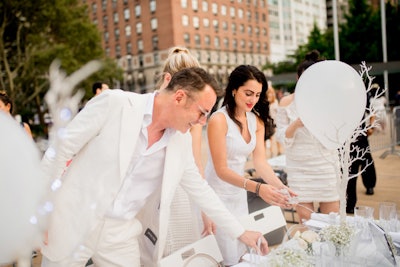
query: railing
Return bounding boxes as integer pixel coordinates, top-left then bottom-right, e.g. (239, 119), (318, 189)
(369, 106), (400, 158)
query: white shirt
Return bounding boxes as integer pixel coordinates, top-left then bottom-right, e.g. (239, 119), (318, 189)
(106, 92), (175, 220)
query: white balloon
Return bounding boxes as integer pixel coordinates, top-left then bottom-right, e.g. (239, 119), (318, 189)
(295, 60), (366, 150)
(0, 113), (46, 264)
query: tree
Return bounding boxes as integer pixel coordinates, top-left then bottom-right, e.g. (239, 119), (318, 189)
(0, 0), (122, 136)
(339, 0), (381, 64)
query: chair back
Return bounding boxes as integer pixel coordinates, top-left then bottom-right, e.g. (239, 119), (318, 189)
(240, 205), (287, 235)
(158, 235), (223, 267)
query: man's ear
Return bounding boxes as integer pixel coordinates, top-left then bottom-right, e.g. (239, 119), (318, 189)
(174, 89), (186, 103)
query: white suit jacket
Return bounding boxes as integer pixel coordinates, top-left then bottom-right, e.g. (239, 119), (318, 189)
(40, 89), (244, 263)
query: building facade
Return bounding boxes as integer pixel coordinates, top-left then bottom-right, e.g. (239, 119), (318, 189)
(85, 0), (271, 92)
(268, 0), (327, 63)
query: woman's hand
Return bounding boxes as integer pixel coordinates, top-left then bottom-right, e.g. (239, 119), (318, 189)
(258, 184), (290, 208)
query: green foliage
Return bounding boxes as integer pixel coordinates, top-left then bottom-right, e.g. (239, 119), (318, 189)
(266, 0), (400, 97)
(0, 0), (122, 137)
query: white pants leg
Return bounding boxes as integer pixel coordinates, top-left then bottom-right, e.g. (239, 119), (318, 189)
(41, 217), (143, 267)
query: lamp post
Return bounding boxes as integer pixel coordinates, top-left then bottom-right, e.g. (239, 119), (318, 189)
(380, 0), (389, 108)
(332, 0), (340, 60)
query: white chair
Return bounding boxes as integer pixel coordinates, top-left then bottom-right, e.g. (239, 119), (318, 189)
(158, 235), (223, 267)
(240, 205), (287, 237)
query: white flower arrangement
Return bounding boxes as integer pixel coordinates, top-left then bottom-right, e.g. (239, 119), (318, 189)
(319, 223), (355, 255)
(293, 230), (320, 254)
(267, 247), (313, 267)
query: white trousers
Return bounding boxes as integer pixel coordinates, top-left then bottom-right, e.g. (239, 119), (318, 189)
(41, 217), (143, 267)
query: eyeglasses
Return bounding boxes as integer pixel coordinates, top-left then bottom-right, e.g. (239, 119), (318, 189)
(185, 90), (211, 120)
(197, 104), (211, 119)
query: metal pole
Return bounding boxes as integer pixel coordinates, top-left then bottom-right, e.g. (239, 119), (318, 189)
(333, 0), (340, 60)
(380, 0), (389, 109)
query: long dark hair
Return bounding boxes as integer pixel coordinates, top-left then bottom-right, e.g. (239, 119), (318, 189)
(222, 65), (275, 140)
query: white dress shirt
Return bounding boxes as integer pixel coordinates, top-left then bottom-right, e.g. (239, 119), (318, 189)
(106, 92), (175, 220)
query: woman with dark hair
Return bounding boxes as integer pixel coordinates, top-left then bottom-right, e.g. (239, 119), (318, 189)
(0, 91), (32, 137)
(204, 65), (294, 266)
(275, 50), (340, 223)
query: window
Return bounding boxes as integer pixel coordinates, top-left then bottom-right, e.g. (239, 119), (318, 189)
(221, 5), (227, 16)
(247, 25), (252, 35)
(104, 31), (109, 42)
(240, 24), (244, 33)
(151, 18), (158, 30)
(230, 7), (235, 17)
(103, 16), (108, 27)
(212, 3), (218, 15)
(136, 22), (142, 34)
(231, 23), (236, 33)
(202, 1), (208, 12)
(137, 39), (143, 52)
(193, 17), (199, 29)
(223, 37), (229, 49)
(233, 39), (237, 50)
(212, 19), (218, 31)
(214, 36), (220, 48)
(222, 21), (228, 31)
(91, 3), (97, 14)
(102, 0), (106, 11)
(124, 8), (130, 20)
(181, 0), (188, 8)
(116, 45), (121, 57)
(125, 25), (131, 36)
(182, 15), (189, 26)
(115, 28), (120, 40)
(238, 8), (243, 18)
(241, 39), (245, 49)
(152, 36), (158, 49)
(203, 18), (209, 27)
(192, 0), (198, 11)
(194, 34), (201, 46)
(113, 12), (119, 24)
(205, 35), (210, 46)
(135, 5), (141, 17)
(184, 33), (190, 44)
(150, 0), (156, 13)
(154, 52), (159, 65)
(127, 42), (132, 54)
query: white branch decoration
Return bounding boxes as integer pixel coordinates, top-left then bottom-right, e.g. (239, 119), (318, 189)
(336, 61), (383, 223)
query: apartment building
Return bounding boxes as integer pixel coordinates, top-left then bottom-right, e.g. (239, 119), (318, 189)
(268, 0), (327, 63)
(86, 0), (271, 92)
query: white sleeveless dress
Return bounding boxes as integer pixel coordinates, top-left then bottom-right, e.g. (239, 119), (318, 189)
(275, 101), (340, 203)
(205, 106), (257, 266)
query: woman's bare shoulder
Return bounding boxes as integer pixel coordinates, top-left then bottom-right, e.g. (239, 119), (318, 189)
(279, 94), (294, 107)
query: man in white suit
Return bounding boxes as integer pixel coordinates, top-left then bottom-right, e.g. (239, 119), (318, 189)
(40, 67), (269, 267)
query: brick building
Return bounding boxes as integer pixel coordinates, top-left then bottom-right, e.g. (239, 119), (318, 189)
(85, 0), (271, 92)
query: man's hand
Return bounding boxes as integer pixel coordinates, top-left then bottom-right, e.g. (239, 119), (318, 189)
(201, 212), (217, 236)
(239, 231), (269, 255)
